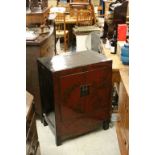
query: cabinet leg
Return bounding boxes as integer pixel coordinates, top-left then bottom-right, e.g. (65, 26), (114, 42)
(103, 119), (110, 130)
(42, 117), (48, 126)
(56, 136), (62, 146)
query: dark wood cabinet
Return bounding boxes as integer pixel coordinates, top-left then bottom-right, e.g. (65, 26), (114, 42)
(26, 26), (56, 116)
(37, 51), (112, 145)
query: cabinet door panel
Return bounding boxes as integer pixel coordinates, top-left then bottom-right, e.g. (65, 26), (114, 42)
(85, 67), (112, 119)
(59, 72), (86, 123)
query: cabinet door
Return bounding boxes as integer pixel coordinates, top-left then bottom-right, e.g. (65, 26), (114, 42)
(56, 66), (112, 138)
(85, 67), (112, 119)
(56, 70), (102, 139)
(59, 71), (86, 123)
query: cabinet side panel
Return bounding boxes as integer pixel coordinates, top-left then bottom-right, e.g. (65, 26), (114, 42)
(37, 61), (54, 115)
(26, 46), (42, 115)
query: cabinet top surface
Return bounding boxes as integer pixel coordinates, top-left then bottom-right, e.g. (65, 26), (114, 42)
(38, 51), (112, 72)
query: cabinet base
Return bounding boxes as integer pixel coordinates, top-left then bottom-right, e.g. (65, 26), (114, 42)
(103, 119), (110, 130)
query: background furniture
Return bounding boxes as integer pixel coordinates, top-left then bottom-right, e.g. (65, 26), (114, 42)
(85, 31), (102, 52)
(70, 0), (90, 5)
(55, 13), (69, 51)
(102, 0), (128, 40)
(57, 0), (70, 5)
(76, 10), (93, 26)
(73, 9), (93, 51)
(26, 2), (52, 26)
(29, 0), (48, 10)
(37, 51), (112, 146)
(104, 0), (114, 18)
(116, 69), (129, 155)
(69, 0), (95, 24)
(26, 26), (55, 116)
(73, 26), (100, 51)
(26, 91), (39, 155)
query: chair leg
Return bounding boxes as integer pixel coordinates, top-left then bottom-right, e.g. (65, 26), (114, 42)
(56, 38), (61, 54)
(67, 34), (69, 50)
(64, 36), (66, 52)
(64, 35), (68, 52)
(64, 34), (69, 52)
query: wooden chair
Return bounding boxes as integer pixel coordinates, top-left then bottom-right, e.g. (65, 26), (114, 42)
(76, 10), (93, 26)
(55, 13), (69, 52)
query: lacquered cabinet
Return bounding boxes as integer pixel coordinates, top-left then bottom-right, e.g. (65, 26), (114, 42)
(37, 51), (112, 145)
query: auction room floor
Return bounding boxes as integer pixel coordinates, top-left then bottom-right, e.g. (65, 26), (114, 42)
(36, 119), (121, 155)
